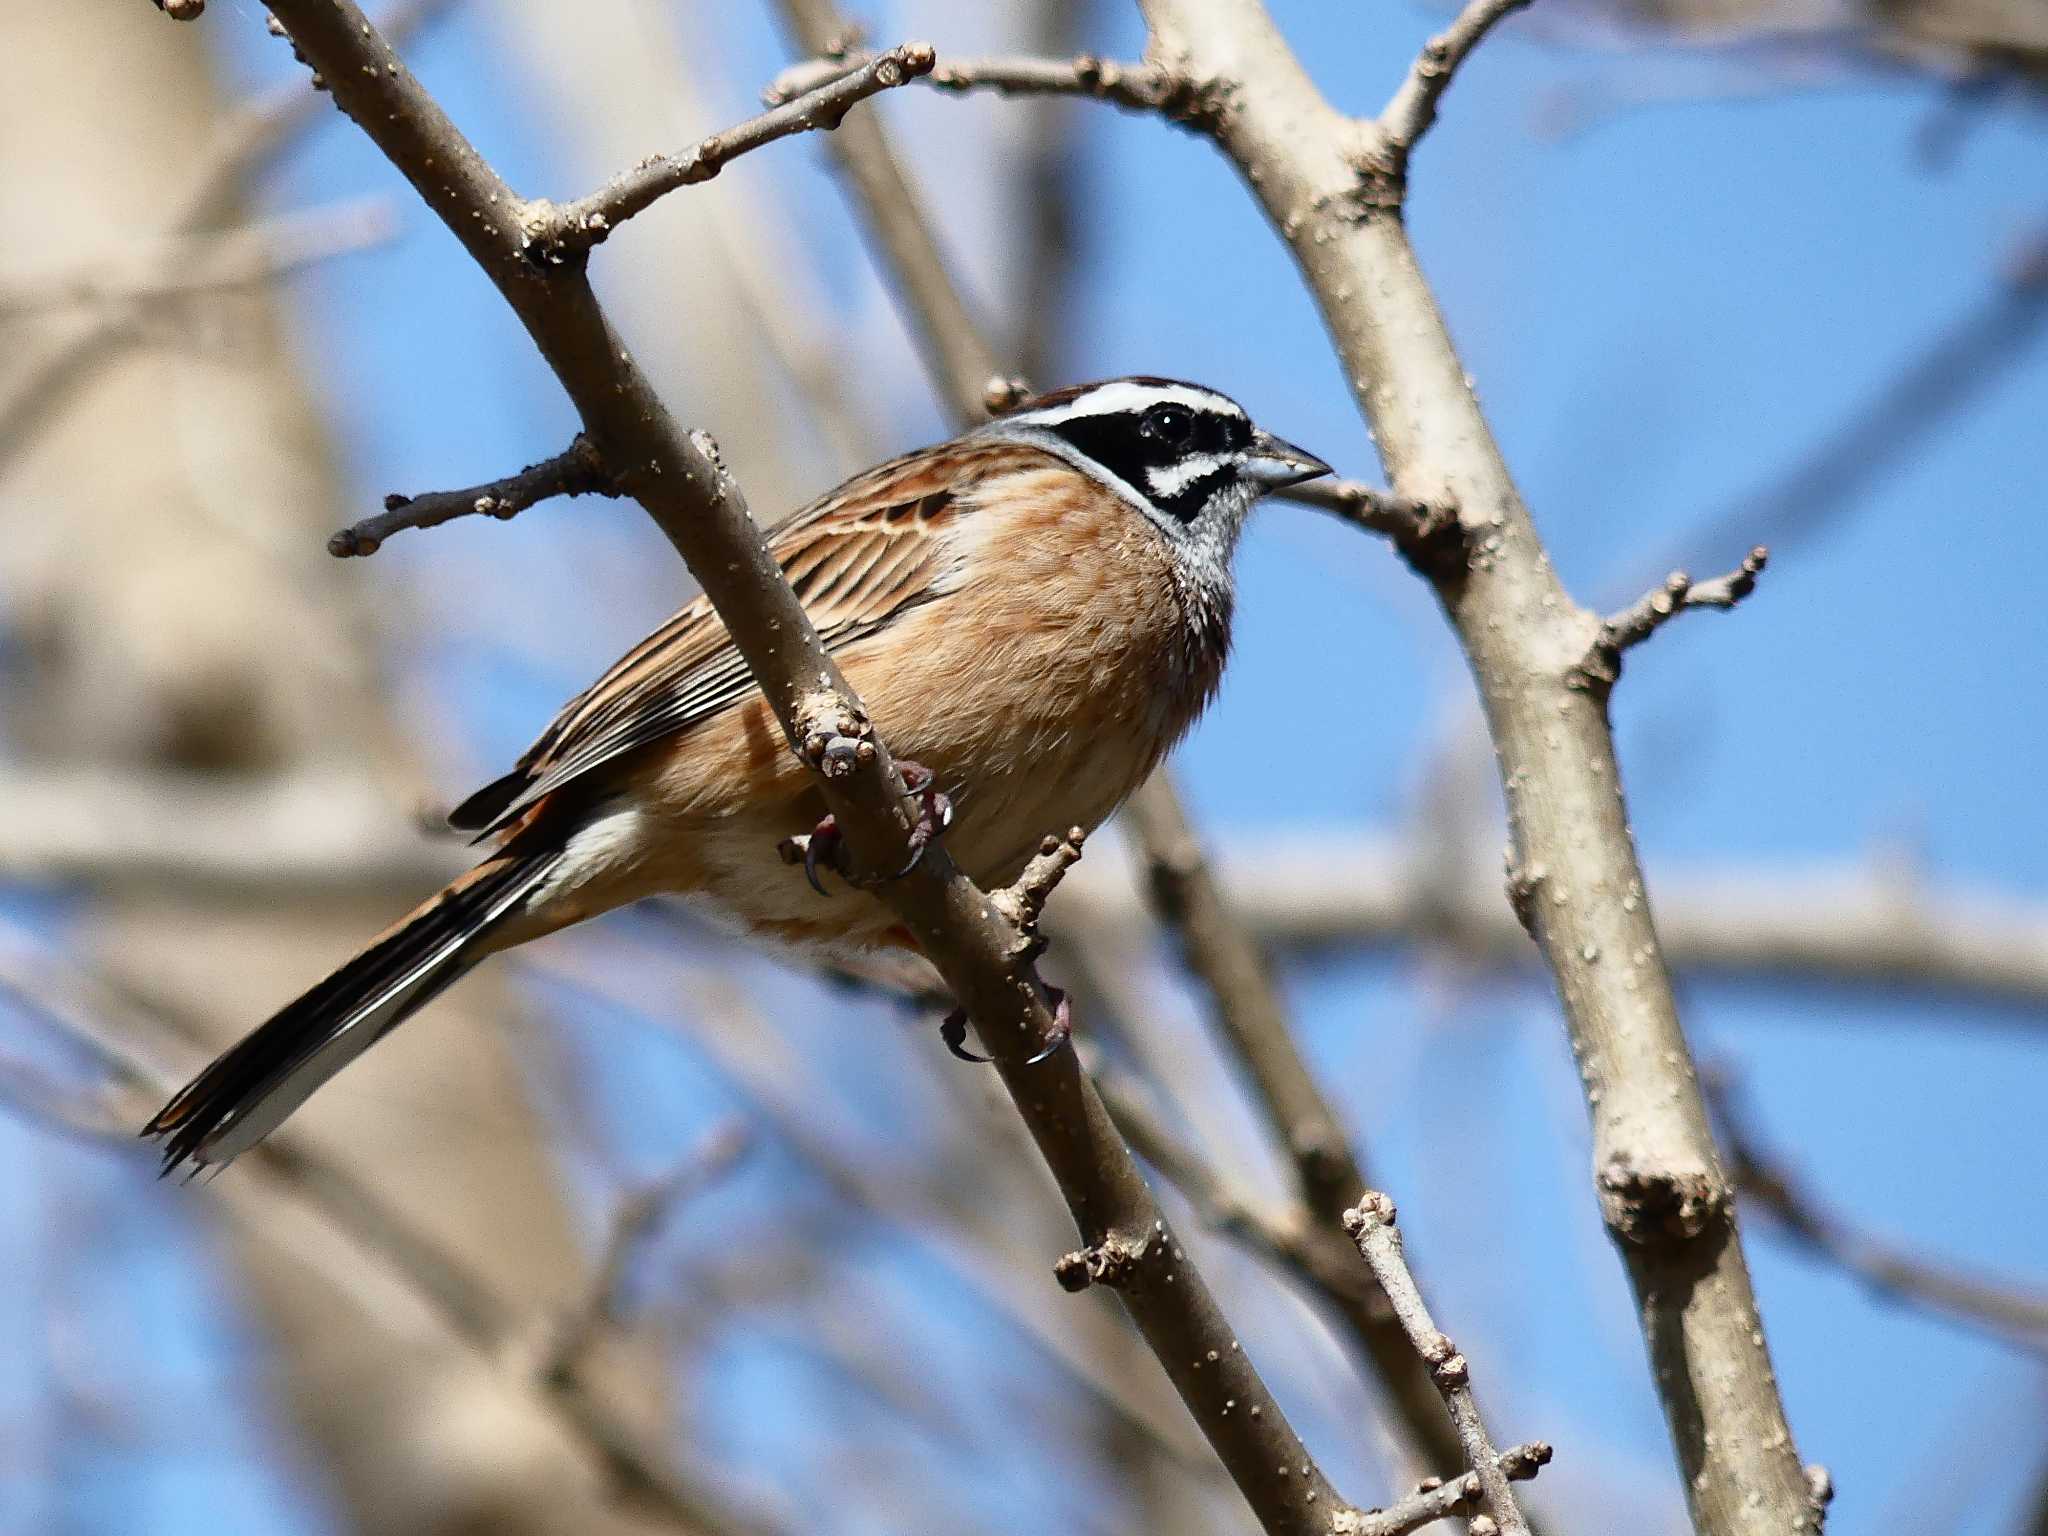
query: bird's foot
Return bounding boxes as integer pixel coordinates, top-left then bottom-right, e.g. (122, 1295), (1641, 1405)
(896, 759), (954, 871)
(940, 987), (1071, 1066)
(778, 759), (953, 897)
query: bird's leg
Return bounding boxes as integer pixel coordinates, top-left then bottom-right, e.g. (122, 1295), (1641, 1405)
(779, 759), (953, 897)
(895, 759), (953, 875)
(940, 987), (1071, 1066)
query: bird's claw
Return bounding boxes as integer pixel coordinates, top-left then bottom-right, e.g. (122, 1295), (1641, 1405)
(783, 759), (953, 897)
(940, 988), (1071, 1067)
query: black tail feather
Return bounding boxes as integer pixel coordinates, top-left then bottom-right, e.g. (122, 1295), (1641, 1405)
(446, 770), (528, 834)
(144, 851), (558, 1175)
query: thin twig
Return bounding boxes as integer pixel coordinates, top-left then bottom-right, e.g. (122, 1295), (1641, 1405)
(769, 51), (1197, 119)
(1119, 775), (1466, 1476)
(990, 827), (1086, 934)
(329, 434), (616, 555)
(1346, 1444), (1553, 1536)
(529, 43), (937, 259)
(1572, 545), (1770, 690)
(1378, 0), (1535, 157)
(1276, 477), (1452, 543)
(1343, 1193), (1532, 1536)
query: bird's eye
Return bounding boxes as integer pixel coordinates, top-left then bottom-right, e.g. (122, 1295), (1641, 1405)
(1142, 403), (1194, 447)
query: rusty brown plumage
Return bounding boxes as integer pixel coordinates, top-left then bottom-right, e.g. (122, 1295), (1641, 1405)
(143, 377), (1330, 1172)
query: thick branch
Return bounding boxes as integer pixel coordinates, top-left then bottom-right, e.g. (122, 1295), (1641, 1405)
(329, 434), (616, 555)
(239, 5), (1350, 1531)
(1342, 1194), (1531, 1536)
(529, 43), (936, 259)
(1133, 0), (1821, 1527)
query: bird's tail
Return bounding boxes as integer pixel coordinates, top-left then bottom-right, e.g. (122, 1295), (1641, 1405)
(143, 849), (562, 1177)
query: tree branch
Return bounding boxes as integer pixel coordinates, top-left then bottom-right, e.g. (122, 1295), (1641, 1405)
(769, 50), (1198, 118)
(527, 42), (937, 260)
(1346, 1443), (1553, 1536)
(1119, 776), (1468, 1475)
(329, 434), (617, 555)
(215, 5), (1356, 1531)
(1128, 0), (1822, 1526)
(1571, 545), (1770, 691)
(1342, 1194), (1532, 1536)
(1376, 0), (1535, 163)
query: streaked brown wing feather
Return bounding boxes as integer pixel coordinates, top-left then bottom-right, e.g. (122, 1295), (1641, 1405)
(449, 447), (987, 837)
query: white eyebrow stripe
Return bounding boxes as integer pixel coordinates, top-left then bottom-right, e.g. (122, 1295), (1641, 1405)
(1146, 453), (1228, 498)
(1003, 380), (1242, 429)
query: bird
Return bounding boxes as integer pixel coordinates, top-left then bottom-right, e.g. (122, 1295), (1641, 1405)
(143, 376), (1329, 1175)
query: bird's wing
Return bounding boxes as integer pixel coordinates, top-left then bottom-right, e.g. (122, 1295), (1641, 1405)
(448, 445), (1003, 838)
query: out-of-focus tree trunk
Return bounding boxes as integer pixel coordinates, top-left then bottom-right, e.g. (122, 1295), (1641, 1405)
(0, 8), (666, 1532)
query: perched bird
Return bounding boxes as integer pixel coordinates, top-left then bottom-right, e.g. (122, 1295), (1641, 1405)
(144, 377), (1329, 1174)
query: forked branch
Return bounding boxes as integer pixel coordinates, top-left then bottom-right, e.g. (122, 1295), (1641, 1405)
(1343, 1193), (1533, 1536)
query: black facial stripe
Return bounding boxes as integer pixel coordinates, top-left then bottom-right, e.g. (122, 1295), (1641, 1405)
(1048, 413), (1171, 500)
(1149, 464), (1236, 523)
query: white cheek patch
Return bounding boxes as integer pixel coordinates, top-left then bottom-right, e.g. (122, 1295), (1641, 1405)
(1146, 453), (1227, 500)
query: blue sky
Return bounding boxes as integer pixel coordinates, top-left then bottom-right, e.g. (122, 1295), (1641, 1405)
(3, 1), (2044, 1532)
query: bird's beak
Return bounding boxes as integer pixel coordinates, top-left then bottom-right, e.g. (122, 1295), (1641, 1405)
(1242, 430), (1331, 490)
